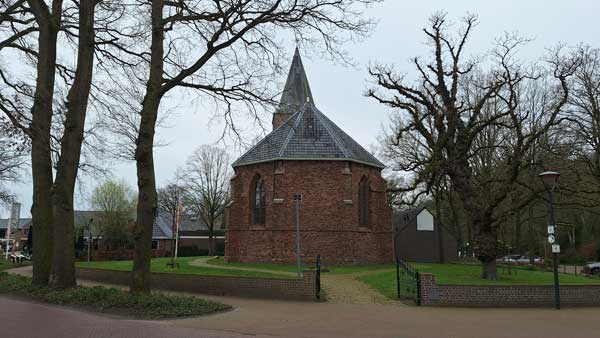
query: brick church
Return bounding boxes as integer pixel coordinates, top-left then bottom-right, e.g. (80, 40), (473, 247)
(225, 49), (393, 265)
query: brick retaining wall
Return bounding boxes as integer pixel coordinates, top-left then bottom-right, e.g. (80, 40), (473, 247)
(76, 267), (318, 301)
(419, 273), (600, 307)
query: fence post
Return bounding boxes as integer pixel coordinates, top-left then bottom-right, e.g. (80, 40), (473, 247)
(315, 254), (321, 300)
(416, 271), (421, 306)
(396, 259), (400, 299)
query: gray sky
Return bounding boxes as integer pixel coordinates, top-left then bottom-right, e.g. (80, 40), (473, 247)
(3, 0), (599, 218)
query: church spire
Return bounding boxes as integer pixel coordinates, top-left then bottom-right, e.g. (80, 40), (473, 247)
(273, 48), (314, 130)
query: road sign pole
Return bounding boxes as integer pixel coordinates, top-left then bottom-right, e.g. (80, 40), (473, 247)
(547, 189), (560, 310)
(553, 251), (560, 309)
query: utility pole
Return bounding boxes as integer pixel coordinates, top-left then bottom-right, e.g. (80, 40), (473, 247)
(294, 193), (302, 278)
(87, 218), (94, 262)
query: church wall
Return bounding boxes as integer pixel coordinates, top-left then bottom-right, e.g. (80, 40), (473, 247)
(225, 160), (393, 265)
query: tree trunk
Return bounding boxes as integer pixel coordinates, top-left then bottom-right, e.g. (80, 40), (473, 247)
(451, 161), (498, 279)
(473, 215), (498, 279)
(434, 191), (445, 263)
(28, 1), (63, 286)
(131, 0), (164, 294)
(50, 0), (97, 289)
(481, 258), (498, 280)
(208, 222), (215, 256)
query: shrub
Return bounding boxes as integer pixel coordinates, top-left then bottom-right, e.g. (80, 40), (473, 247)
(0, 272), (230, 319)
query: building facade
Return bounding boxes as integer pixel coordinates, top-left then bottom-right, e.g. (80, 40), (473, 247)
(225, 49), (393, 265)
(393, 207), (459, 262)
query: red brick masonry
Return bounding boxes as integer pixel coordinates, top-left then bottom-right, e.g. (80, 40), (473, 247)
(419, 273), (600, 307)
(75, 267), (318, 301)
(226, 160), (393, 265)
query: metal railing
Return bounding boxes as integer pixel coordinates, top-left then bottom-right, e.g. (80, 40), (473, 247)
(396, 259), (420, 305)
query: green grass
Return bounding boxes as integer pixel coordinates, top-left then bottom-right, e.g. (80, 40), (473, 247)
(0, 259), (30, 272)
(206, 256), (395, 275)
(77, 256), (296, 279)
(359, 263), (600, 300)
(0, 272), (230, 319)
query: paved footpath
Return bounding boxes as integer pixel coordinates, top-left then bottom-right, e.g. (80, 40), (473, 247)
(5, 266), (600, 338)
(191, 257), (396, 304)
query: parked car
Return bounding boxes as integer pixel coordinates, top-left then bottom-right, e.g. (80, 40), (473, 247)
(496, 255), (521, 263)
(516, 256), (543, 264)
(582, 262), (600, 275)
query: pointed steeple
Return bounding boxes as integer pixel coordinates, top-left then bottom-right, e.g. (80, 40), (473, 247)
(273, 48), (314, 130)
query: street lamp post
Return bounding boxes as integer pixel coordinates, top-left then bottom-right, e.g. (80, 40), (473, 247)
(538, 171), (561, 310)
(294, 193), (303, 278)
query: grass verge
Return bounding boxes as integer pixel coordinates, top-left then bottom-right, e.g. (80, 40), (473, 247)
(0, 272), (231, 319)
(77, 256), (295, 279)
(206, 256), (395, 275)
(360, 263), (600, 300)
(0, 259), (30, 272)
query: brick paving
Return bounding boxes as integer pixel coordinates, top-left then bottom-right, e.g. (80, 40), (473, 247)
(321, 269), (399, 304)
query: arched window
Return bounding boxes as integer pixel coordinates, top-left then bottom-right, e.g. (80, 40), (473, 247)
(359, 176), (370, 227)
(252, 175), (266, 224)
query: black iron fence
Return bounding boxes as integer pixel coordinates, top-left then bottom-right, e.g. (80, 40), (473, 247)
(396, 259), (421, 305)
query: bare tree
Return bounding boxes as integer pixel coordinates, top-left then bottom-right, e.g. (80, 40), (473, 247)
(157, 182), (182, 233)
(111, 0), (380, 293)
(0, 121), (28, 204)
(0, 0), (121, 287)
(568, 46), (600, 190)
(368, 13), (577, 279)
(180, 145), (231, 256)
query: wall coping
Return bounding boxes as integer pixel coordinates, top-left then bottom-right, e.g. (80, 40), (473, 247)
(75, 267), (318, 301)
(76, 266), (309, 281)
(419, 272), (600, 307)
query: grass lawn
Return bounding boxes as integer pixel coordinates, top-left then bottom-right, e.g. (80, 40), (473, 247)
(206, 256), (395, 275)
(360, 263), (600, 300)
(77, 256), (295, 279)
(0, 259), (30, 272)
(0, 272), (230, 319)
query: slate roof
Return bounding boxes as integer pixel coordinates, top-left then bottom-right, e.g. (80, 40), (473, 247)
(0, 210), (186, 240)
(233, 49), (384, 169)
(275, 48), (314, 116)
(153, 212), (175, 239)
(0, 218), (32, 229)
(178, 215), (209, 232)
(394, 206), (428, 227)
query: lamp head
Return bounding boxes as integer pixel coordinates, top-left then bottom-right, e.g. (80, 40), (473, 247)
(538, 171), (560, 190)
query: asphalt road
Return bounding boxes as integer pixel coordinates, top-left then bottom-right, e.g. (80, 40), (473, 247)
(5, 266), (600, 338)
(5, 294), (600, 338)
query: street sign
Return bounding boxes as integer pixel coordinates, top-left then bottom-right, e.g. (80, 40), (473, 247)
(547, 226), (555, 234)
(548, 235), (556, 244)
(552, 244), (561, 254)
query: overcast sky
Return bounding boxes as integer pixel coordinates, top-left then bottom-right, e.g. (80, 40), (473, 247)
(3, 0), (599, 219)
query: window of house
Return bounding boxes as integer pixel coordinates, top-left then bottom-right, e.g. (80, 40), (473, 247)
(152, 240), (159, 250)
(359, 176), (370, 227)
(252, 175), (266, 224)
(275, 160), (284, 173)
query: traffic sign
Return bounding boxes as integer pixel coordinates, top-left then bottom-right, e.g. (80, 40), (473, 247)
(548, 235), (556, 244)
(547, 226), (555, 234)
(552, 244), (560, 254)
